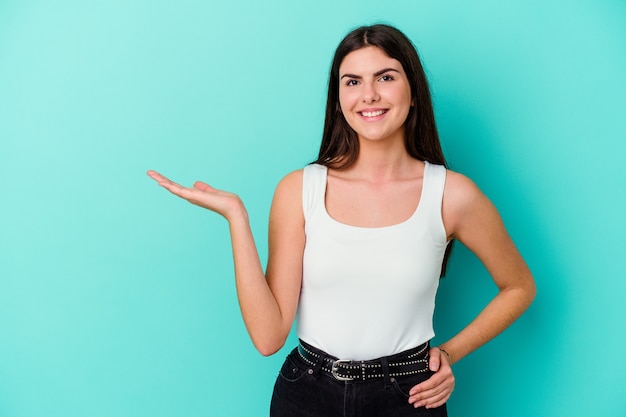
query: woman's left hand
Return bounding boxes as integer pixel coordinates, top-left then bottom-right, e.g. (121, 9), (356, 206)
(407, 347), (455, 409)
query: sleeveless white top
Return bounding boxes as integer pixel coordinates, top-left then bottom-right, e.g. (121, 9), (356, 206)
(296, 161), (449, 360)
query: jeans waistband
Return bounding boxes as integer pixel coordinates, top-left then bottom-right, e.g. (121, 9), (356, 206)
(297, 340), (430, 382)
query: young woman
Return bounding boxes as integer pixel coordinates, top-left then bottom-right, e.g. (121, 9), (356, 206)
(147, 24), (535, 416)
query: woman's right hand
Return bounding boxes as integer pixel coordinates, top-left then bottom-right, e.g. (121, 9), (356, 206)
(147, 170), (244, 220)
(148, 169), (305, 355)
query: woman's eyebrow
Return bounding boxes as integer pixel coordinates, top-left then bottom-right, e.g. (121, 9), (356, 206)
(340, 67), (401, 79)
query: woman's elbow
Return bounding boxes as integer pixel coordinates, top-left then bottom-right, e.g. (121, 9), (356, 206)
(518, 273), (537, 310)
(253, 336), (287, 357)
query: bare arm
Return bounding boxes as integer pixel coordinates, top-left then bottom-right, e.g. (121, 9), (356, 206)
(409, 171), (536, 409)
(438, 171), (536, 362)
(146, 170), (305, 356)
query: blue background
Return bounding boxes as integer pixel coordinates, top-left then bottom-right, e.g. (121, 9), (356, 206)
(1, 1), (625, 416)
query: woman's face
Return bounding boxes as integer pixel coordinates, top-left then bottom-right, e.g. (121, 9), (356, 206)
(338, 46), (412, 145)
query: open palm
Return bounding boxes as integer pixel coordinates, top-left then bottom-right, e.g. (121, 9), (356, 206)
(147, 170), (243, 219)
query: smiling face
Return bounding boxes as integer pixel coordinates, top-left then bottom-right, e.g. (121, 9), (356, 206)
(338, 46), (413, 146)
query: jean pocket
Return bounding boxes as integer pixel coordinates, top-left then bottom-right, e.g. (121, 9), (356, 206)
(278, 354), (311, 383)
(391, 371), (433, 399)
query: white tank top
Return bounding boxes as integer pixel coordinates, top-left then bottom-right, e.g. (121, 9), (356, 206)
(297, 161), (449, 360)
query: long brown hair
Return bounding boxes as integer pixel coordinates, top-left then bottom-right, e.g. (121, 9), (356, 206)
(314, 24), (454, 276)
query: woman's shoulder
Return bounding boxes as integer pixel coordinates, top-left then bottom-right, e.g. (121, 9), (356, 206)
(443, 169), (490, 212)
(275, 168), (304, 195)
(276, 163), (328, 192)
(270, 169), (305, 223)
(442, 168), (501, 237)
(444, 169), (479, 194)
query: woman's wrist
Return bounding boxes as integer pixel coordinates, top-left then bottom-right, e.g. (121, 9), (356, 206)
(437, 347), (453, 365)
(224, 197), (248, 222)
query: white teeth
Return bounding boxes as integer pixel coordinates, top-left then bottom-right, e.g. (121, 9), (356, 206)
(361, 110), (385, 117)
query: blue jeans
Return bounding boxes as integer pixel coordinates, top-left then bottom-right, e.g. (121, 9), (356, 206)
(270, 341), (448, 417)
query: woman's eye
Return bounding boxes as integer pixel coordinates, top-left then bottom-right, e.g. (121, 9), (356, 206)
(346, 79), (359, 86)
(379, 74), (394, 82)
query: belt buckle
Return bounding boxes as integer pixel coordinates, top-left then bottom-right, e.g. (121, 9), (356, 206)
(331, 359), (354, 381)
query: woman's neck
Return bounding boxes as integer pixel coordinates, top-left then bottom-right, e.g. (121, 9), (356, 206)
(341, 145), (421, 182)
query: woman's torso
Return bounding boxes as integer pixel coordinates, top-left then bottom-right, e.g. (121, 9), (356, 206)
(296, 161), (449, 360)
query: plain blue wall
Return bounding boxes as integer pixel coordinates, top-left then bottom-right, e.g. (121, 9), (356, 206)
(1, 1), (625, 416)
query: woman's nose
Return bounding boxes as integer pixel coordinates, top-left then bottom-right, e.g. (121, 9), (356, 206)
(361, 82), (380, 103)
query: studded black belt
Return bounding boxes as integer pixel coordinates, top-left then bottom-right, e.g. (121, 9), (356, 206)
(297, 340), (430, 382)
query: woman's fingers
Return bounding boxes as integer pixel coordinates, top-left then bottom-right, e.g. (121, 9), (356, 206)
(428, 348), (442, 371)
(146, 170), (182, 190)
(157, 179), (188, 197)
(193, 181), (215, 192)
(422, 389), (452, 409)
(409, 376), (452, 408)
(148, 171), (213, 192)
(408, 381), (453, 409)
(148, 170), (199, 195)
(146, 170), (169, 183)
(147, 170), (243, 218)
(407, 348), (455, 409)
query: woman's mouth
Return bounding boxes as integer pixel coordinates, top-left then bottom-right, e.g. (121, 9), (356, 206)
(359, 109), (387, 117)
